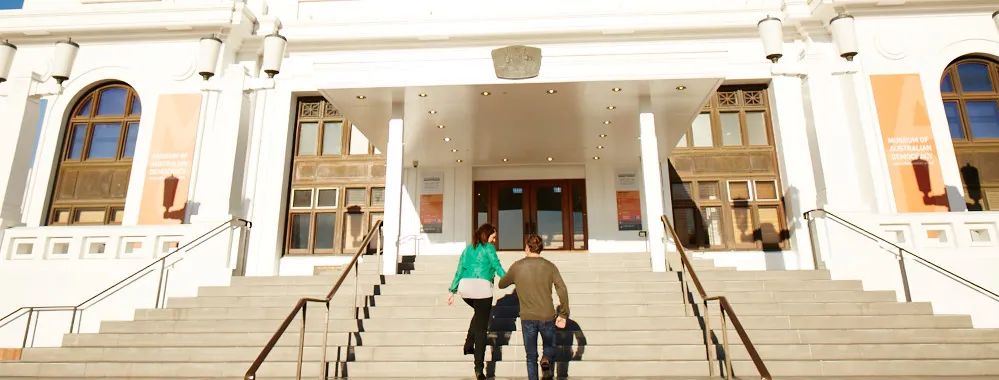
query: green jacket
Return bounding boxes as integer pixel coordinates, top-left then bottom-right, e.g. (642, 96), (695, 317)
(449, 243), (507, 293)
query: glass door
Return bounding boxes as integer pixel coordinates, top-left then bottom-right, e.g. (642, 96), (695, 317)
(531, 181), (567, 250)
(474, 180), (587, 251)
(494, 183), (528, 250)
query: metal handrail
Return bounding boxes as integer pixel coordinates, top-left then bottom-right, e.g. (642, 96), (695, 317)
(244, 220), (383, 380)
(804, 208), (999, 303)
(661, 215), (771, 380)
(0, 217), (252, 348)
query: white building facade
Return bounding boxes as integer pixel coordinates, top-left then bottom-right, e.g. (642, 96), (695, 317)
(1, 0), (999, 346)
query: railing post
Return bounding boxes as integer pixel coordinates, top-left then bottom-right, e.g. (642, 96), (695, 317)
(702, 301), (714, 377)
(155, 259), (167, 308)
(68, 307), (78, 335)
(897, 248), (912, 302)
(320, 302), (331, 380)
(805, 212), (827, 270)
(21, 308), (33, 349)
(720, 307), (733, 380)
(296, 303), (307, 380)
(377, 226), (383, 277)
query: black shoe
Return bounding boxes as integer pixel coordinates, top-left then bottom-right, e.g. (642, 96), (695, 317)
(475, 370), (486, 380)
(540, 357), (553, 380)
(463, 342), (474, 355)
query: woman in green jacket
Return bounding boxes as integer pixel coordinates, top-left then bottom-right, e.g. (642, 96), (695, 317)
(447, 223), (506, 380)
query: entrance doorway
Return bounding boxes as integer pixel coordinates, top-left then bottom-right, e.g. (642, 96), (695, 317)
(473, 180), (587, 251)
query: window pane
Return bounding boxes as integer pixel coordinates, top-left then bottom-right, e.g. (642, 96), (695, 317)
(76, 98), (93, 117)
(966, 101), (999, 139)
(298, 123), (318, 156)
(110, 208), (125, 224)
(374, 146), (382, 154)
(691, 113), (713, 147)
(671, 182), (692, 200)
(944, 102), (964, 139)
(369, 212), (385, 250)
(701, 207), (723, 247)
(317, 189), (338, 208)
(757, 207), (784, 247)
(728, 181), (750, 201)
(571, 184), (585, 250)
(698, 181), (720, 201)
(674, 207), (697, 247)
(292, 189), (313, 208)
(370, 187), (385, 206)
(75, 209), (105, 224)
(88, 123), (121, 159)
(729, 206), (753, 244)
(96, 87), (128, 116)
(67, 124), (87, 159)
(746, 112), (768, 145)
(322, 121), (343, 155)
(345, 188), (365, 205)
(52, 209), (70, 224)
(314, 213), (336, 250)
(957, 63), (994, 92)
(349, 124), (369, 155)
(129, 96), (142, 115)
(343, 213), (364, 253)
(941, 73), (954, 93)
(755, 180), (778, 200)
(720, 112), (742, 146)
(676, 133), (688, 148)
(123, 122), (139, 158)
(289, 214), (311, 250)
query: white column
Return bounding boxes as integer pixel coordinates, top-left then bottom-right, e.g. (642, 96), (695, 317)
(381, 102), (405, 276)
(639, 97), (667, 272)
(189, 65), (252, 223)
(0, 76), (41, 229)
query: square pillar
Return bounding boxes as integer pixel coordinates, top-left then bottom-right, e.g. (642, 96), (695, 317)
(639, 99), (667, 272)
(0, 76), (42, 229)
(381, 103), (405, 276)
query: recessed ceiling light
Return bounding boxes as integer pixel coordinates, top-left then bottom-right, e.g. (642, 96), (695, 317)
(356, 95), (366, 99)
(593, 156), (600, 160)
(502, 158), (509, 162)
(429, 110), (438, 114)
(443, 137), (451, 142)
(437, 125), (446, 129)
(418, 93), (428, 97)
(451, 149), (458, 153)
(599, 134), (608, 138)
(606, 106), (616, 110)
(603, 120), (612, 125)
(456, 159), (463, 163)
(481, 91), (491, 96)
(546, 157), (554, 161)
(676, 85), (687, 91)
(597, 145), (605, 149)
(611, 87), (622, 92)
(546, 89), (558, 94)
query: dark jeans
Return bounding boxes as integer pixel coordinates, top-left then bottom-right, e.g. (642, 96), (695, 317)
(521, 319), (556, 380)
(463, 297), (493, 373)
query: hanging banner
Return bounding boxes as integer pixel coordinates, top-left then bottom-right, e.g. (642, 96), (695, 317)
(138, 94), (203, 224)
(870, 74), (949, 212)
(615, 171), (643, 231)
(419, 171), (445, 233)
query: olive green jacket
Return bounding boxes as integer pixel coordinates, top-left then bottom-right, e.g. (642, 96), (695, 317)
(448, 243), (507, 294)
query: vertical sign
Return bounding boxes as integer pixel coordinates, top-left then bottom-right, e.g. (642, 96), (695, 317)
(419, 171), (444, 233)
(138, 94), (203, 224)
(615, 170), (643, 231)
(870, 74), (949, 212)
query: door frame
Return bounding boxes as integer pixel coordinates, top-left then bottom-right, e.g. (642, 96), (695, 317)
(472, 179), (588, 251)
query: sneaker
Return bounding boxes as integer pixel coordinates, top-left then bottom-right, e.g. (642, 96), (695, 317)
(540, 357), (553, 380)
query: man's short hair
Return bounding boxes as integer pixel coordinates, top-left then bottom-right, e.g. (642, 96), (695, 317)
(526, 234), (544, 254)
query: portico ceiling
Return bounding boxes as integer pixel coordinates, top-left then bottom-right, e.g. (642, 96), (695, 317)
(321, 78), (720, 167)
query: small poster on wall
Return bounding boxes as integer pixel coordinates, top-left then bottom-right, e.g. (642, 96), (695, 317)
(419, 171), (445, 233)
(615, 171), (643, 231)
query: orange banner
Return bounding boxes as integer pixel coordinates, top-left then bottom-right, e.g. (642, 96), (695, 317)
(137, 94), (203, 224)
(870, 74), (949, 213)
(419, 194), (444, 233)
(616, 190), (642, 231)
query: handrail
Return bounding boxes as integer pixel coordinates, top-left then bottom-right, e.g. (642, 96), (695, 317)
(661, 215), (771, 380)
(0, 217), (252, 348)
(244, 219), (383, 380)
(804, 208), (999, 303)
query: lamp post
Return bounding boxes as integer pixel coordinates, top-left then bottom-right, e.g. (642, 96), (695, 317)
(0, 40), (15, 84)
(758, 16), (784, 63)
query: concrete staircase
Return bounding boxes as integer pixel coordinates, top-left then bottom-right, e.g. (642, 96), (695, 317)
(0, 252), (998, 378)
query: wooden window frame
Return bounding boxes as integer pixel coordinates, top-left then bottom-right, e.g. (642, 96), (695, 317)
(941, 56), (999, 211)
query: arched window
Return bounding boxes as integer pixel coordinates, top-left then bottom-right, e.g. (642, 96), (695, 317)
(941, 56), (999, 211)
(48, 83), (141, 225)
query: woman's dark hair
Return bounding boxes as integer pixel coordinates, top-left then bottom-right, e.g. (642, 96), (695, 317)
(473, 223), (496, 248)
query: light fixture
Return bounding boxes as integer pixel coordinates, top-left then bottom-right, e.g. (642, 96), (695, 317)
(603, 120), (611, 125)
(51, 39), (80, 85)
(757, 16), (784, 63)
(593, 156), (600, 160)
(502, 158), (509, 162)
(418, 93), (428, 97)
(546, 157), (553, 162)
(481, 91), (491, 96)
(0, 40), (16, 84)
(676, 85), (687, 91)
(597, 145), (605, 149)
(261, 32), (288, 78)
(611, 87), (622, 92)
(197, 36), (223, 81)
(356, 95), (366, 99)
(599, 134), (608, 138)
(456, 159), (463, 163)
(993, 10), (999, 36)
(451, 149), (458, 153)
(437, 125), (446, 129)
(429, 110), (438, 114)
(443, 137), (451, 142)
(546, 89), (557, 94)
(830, 14), (858, 61)
(606, 106), (616, 110)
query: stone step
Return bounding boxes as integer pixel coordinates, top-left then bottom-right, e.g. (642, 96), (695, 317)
(737, 359), (999, 377)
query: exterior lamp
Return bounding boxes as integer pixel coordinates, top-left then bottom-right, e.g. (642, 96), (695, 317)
(993, 10), (999, 36)
(197, 36), (223, 81)
(51, 39), (80, 85)
(830, 14), (859, 61)
(758, 16), (784, 63)
(261, 32), (287, 78)
(0, 40), (15, 84)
